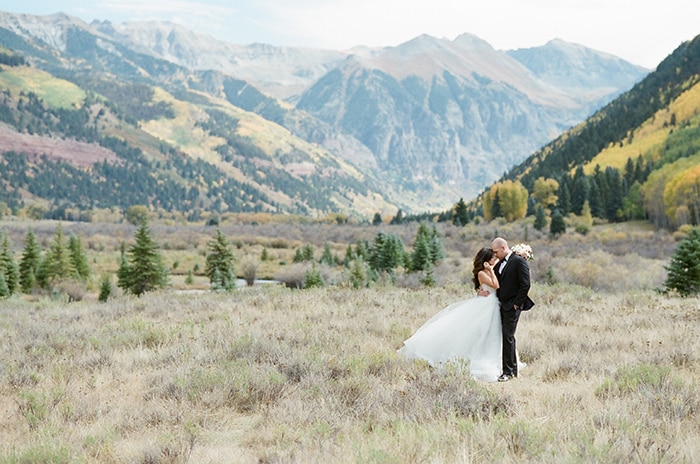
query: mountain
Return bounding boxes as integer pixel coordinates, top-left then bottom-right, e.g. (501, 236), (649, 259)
(0, 20), (395, 218)
(90, 20), (349, 101)
(0, 11), (650, 218)
(507, 38), (649, 111)
(90, 19), (648, 206)
(296, 34), (647, 205)
(491, 33), (700, 230)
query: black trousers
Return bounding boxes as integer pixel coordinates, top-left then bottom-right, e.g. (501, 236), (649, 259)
(500, 306), (521, 376)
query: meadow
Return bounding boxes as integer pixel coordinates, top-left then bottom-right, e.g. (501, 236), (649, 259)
(0, 217), (698, 463)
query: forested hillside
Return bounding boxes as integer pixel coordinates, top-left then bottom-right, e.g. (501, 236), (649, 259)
(478, 34), (700, 230)
(0, 47), (394, 221)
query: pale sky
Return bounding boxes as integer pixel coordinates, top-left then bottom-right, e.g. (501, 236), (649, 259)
(1, 0), (698, 69)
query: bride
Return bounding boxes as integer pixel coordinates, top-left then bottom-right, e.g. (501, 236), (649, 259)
(398, 247), (503, 381)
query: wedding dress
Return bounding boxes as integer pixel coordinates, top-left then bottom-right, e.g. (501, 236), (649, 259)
(398, 285), (503, 382)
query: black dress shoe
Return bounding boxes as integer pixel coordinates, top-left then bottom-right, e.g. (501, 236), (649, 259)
(497, 374), (512, 382)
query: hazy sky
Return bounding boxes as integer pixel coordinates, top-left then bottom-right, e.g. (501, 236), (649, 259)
(0, 0), (697, 68)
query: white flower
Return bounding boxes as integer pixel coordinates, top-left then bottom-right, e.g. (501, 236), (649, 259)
(512, 243), (533, 261)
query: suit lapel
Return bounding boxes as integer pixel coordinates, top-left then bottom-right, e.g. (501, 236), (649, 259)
(498, 256), (511, 277)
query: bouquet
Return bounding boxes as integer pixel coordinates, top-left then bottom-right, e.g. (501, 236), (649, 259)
(511, 243), (533, 261)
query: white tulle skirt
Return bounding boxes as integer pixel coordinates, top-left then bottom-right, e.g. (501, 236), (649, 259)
(398, 292), (503, 382)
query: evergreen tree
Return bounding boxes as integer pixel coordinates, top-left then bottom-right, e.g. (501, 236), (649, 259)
(117, 221), (169, 296)
(98, 275), (112, 302)
(664, 227), (700, 296)
(0, 273), (8, 298)
(420, 262), (436, 287)
(453, 198), (469, 226)
(292, 248), (305, 263)
(557, 180), (572, 215)
(42, 223), (74, 287)
(0, 233), (19, 296)
(389, 209), (404, 225)
(303, 264), (324, 289)
(185, 269), (195, 285)
(490, 189), (502, 219)
(349, 259), (368, 288)
(302, 244), (314, 262)
(117, 242), (130, 291)
(550, 209), (567, 236)
(605, 168), (624, 221)
(533, 204), (547, 231)
(570, 166), (589, 215)
(588, 178), (604, 218)
(19, 230), (41, 293)
(205, 228), (236, 291)
(320, 243), (335, 266)
(69, 234), (91, 282)
(343, 244), (355, 267)
(372, 212), (383, 226)
(368, 232), (405, 274)
(411, 223), (433, 272)
(429, 225), (446, 264)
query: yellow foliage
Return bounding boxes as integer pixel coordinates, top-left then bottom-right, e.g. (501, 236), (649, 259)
(584, 80), (700, 174)
(0, 65), (85, 109)
(483, 180), (528, 222)
(531, 177), (559, 208)
(663, 164), (700, 227)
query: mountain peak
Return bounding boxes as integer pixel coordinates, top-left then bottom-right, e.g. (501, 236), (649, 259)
(452, 33), (494, 50)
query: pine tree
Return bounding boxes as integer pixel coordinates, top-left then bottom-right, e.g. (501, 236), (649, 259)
(117, 221), (169, 296)
(116, 241), (130, 291)
(664, 227), (700, 296)
(349, 259), (368, 288)
(302, 244), (314, 262)
(372, 212), (383, 226)
(411, 223), (433, 272)
(490, 189), (502, 219)
(453, 198), (469, 226)
(420, 262), (436, 287)
(320, 243), (335, 265)
(19, 230), (41, 293)
(429, 225), (446, 264)
(550, 209), (567, 236)
(369, 232), (405, 274)
(303, 264), (324, 289)
(98, 275), (112, 302)
(343, 243), (355, 267)
(389, 209), (404, 225)
(557, 180), (572, 215)
(43, 223), (74, 286)
(0, 272), (9, 298)
(534, 205), (547, 231)
(205, 228), (236, 291)
(0, 233), (19, 296)
(69, 234), (91, 282)
(570, 166), (589, 215)
(292, 248), (305, 263)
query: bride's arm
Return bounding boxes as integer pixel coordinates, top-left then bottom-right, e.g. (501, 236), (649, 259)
(478, 263), (500, 290)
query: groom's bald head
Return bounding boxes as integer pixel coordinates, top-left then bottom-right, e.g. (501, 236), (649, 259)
(491, 237), (509, 260)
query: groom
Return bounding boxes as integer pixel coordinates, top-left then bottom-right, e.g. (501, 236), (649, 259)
(491, 237), (533, 382)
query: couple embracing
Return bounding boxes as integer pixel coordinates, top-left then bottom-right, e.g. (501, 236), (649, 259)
(398, 237), (534, 382)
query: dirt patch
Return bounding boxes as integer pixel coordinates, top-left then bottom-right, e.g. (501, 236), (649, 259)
(0, 124), (120, 167)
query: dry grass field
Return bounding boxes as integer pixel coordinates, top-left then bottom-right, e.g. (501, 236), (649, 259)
(0, 218), (698, 462)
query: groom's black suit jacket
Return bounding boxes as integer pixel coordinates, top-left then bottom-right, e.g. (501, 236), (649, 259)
(496, 253), (534, 311)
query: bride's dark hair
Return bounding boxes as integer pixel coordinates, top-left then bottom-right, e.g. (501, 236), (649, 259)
(472, 247), (494, 290)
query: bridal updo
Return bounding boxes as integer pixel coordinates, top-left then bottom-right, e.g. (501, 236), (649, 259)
(472, 247), (494, 290)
